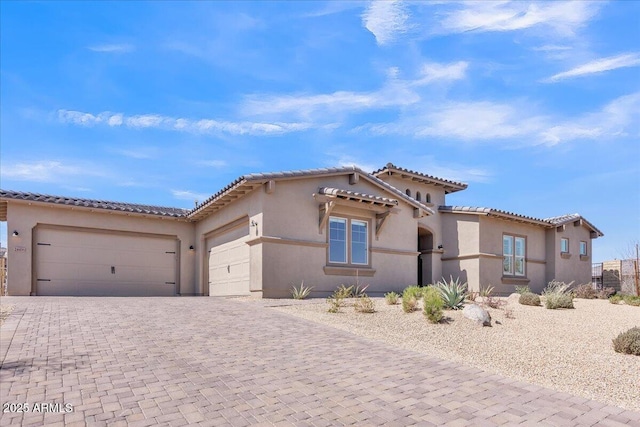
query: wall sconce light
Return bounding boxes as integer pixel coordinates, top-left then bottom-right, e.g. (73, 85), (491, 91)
(12, 230), (19, 237)
(250, 220), (258, 227)
(437, 244), (444, 250)
(189, 245), (195, 251)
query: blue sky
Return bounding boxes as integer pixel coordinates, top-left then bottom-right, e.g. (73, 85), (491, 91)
(1, 1), (639, 262)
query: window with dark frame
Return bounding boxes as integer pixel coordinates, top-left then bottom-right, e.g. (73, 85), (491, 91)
(503, 234), (525, 276)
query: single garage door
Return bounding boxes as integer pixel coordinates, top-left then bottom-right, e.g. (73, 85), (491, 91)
(207, 222), (250, 296)
(35, 227), (177, 296)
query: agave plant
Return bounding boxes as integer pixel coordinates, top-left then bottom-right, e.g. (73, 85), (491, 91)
(291, 281), (314, 300)
(436, 276), (468, 310)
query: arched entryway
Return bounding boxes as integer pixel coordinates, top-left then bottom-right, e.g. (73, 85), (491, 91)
(418, 226), (434, 286)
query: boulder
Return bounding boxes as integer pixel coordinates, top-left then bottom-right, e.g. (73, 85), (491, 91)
(463, 304), (492, 327)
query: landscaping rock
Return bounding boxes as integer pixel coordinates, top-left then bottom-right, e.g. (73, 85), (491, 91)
(463, 304), (491, 326)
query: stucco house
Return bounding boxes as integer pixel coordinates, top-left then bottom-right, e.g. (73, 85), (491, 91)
(0, 163), (603, 297)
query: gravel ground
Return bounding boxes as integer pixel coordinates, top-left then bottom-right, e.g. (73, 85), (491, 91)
(271, 297), (640, 411)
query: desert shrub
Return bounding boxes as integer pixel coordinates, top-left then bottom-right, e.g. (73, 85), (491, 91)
(624, 295), (640, 306)
(479, 285), (495, 298)
(353, 284), (369, 298)
(403, 285), (423, 299)
(436, 276), (467, 310)
(327, 285), (353, 313)
(609, 295), (623, 304)
(572, 283), (596, 299)
(514, 285), (531, 295)
(291, 281), (313, 299)
(543, 280), (574, 309)
(384, 292), (399, 305)
(597, 287), (616, 299)
(519, 292), (541, 306)
(402, 291), (418, 313)
(466, 291), (479, 302)
(423, 287), (444, 324)
(612, 327), (640, 355)
(354, 294), (375, 313)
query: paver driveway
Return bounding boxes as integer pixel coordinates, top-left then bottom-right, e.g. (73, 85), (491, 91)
(0, 297), (638, 427)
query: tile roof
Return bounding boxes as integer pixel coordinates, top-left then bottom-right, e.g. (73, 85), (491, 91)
(439, 206), (552, 227)
(189, 165), (435, 219)
(0, 190), (189, 218)
(318, 187), (399, 206)
(372, 163), (468, 193)
(440, 206), (604, 236)
(544, 213), (604, 236)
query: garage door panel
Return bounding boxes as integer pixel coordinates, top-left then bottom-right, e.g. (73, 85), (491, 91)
(207, 225), (250, 297)
(35, 228), (176, 296)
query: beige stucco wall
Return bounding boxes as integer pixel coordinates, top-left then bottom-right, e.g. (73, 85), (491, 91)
(441, 214), (480, 290)
(5, 201), (195, 296)
(478, 217), (547, 294)
(256, 175), (421, 297)
(549, 222), (593, 285)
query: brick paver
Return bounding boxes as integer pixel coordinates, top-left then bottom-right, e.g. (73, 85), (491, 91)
(0, 297), (638, 426)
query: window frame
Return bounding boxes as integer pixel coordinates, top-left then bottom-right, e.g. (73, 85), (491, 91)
(503, 233), (526, 277)
(579, 241), (587, 256)
(327, 215), (371, 267)
(560, 237), (569, 254)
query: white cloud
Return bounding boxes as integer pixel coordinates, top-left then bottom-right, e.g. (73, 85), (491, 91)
(362, 0), (411, 45)
(197, 160), (228, 168)
(243, 61), (467, 118)
(439, 1), (601, 36)
(533, 45), (573, 52)
(1, 161), (104, 183)
(540, 92), (640, 145)
(356, 92), (640, 146)
(171, 190), (210, 203)
(57, 109), (313, 136)
(544, 53), (640, 82)
(87, 43), (135, 53)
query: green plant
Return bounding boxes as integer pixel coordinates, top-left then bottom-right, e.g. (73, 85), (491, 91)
(572, 283), (596, 299)
(353, 284), (369, 298)
(519, 292), (541, 306)
(403, 285), (423, 299)
(327, 285), (353, 313)
(609, 294), (623, 304)
(423, 287), (444, 324)
(354, 294), (376, 313)
(543, 280), (574, 309)
(291, 281), (313, 300)
(466, 290), (479, 302)
(436, 276), (467, 310)
(514, 285), (531, 295)
(612, 327), (640, 355)
(384, 292), (399, 305)
(597, 287), (616, 299)
(624, 295), (640, 306)
(479, 285), (495, 298)
(401, 285), (422, 313)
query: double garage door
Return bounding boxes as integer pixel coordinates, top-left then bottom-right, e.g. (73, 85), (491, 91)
(35, 227), (177, 296)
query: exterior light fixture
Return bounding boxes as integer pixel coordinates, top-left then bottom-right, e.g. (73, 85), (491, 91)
(437, 244), (444, 250)
(12, 230), (19, 236)
(189, 245), (195, 251)
(250, 220), (258, 227)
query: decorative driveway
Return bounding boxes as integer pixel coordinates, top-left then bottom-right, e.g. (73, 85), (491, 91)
(0, 297), (638, 427)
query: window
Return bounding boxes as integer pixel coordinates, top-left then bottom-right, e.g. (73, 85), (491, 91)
(416, 191), (421, 202)
(580, 241), (587, 256)
(405, 189), (411, 197)
(503, 235), (526, 276)
(426, 193), (431, 203)
(328, 216), (368, 266)
(561, 238), (569, 254)
(329, 218), (347, 263)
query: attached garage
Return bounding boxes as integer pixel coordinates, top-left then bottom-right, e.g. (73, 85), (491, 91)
(35, 226), (178, 296)
(206, 218), (250, 296)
